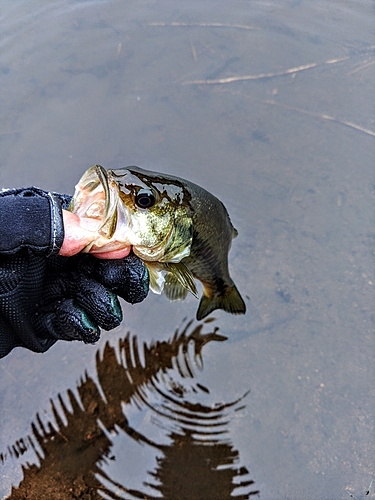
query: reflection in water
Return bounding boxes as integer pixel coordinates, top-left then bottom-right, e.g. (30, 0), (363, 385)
(3, 320), (258, 499)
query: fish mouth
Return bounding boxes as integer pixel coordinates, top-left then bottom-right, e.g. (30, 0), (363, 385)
(75, 164), (122, 253)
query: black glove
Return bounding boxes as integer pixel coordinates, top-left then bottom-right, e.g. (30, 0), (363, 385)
(0, 187), (149, 358)
(0, 250), (149, 358)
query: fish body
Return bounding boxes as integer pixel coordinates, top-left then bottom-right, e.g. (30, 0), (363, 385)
(69, 165), (246, 320)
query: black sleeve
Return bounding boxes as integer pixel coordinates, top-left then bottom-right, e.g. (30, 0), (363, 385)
(0, 187), (65, 256)
(0, 187), (149, 358)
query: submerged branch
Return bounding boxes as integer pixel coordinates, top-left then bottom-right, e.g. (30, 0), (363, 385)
(148, 22), (259, 30)
(263, 99), (375, 138)
(348, 59), (375, 75)
(182, 57), (350, 85)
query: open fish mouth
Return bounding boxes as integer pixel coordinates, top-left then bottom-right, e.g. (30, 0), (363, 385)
(89, 165), (119, 241)
(69, 164), (126, 253)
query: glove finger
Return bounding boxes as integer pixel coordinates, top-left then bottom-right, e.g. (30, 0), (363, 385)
(70, 274), (122, 330)
(42, 272), (122, 331)
(80, 252), (149, 304)
(34, 299), (101, 344)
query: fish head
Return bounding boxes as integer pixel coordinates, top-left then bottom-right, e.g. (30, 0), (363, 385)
(108, 167), (193, 263)
(69, 165), (194, 263)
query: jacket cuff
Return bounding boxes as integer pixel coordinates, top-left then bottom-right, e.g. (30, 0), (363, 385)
(0, 187), (65, 256)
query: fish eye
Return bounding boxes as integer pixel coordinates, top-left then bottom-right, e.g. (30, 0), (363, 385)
(135, 189), (156, 209)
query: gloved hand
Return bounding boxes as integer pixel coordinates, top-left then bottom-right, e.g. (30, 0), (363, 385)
(0, 187), (149, 358)
(0, 251), (148, 358)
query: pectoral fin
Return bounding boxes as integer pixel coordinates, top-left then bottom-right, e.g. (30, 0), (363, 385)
(144, 261), (198, 299)
(164, 273), (189, 301)
(196, 284), (246, 320)
(165, 262), (198, 298)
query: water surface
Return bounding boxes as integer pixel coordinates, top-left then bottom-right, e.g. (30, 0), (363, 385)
(0, 1), (374, 498)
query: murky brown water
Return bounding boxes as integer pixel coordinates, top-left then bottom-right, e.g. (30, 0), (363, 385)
(1, 1), (374, 498)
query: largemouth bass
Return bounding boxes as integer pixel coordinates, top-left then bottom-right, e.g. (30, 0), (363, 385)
(69, 165), (246, 320)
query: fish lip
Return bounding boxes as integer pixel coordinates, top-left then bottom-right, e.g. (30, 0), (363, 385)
(96, 167), (122, 240)
(94, 164), (109, 209)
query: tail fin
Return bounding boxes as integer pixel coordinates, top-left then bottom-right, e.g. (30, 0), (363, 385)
(196, 285), (246, 321)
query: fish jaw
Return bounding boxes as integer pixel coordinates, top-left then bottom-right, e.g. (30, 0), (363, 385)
(69, 164), (125, 252)
(86, 196), (133, 253)
(68, 165), (107, 222)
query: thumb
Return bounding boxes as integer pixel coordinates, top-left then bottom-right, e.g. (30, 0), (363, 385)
(59, 210), (99, 257)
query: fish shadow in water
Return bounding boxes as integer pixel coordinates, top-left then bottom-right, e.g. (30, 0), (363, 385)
(3, 320), (259, 499)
